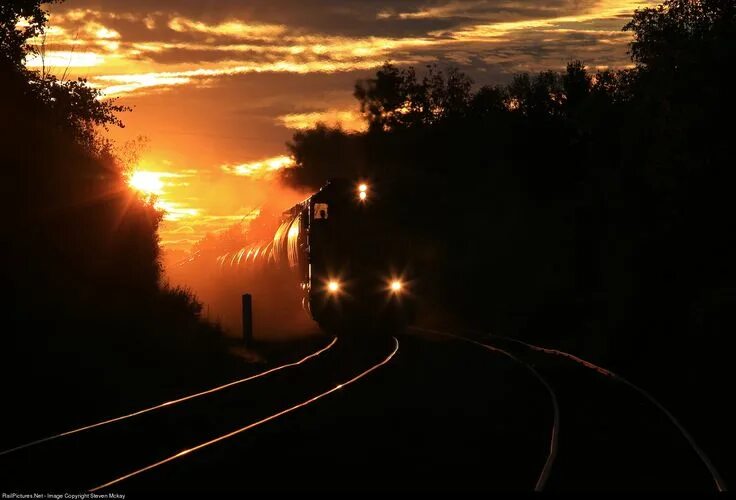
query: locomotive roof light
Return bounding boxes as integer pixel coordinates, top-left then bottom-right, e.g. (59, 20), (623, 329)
(387, 278), (406, 295)
(357, 182), (368, 201)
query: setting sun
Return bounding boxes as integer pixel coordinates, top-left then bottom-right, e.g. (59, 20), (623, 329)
(128, 170), (164, 196)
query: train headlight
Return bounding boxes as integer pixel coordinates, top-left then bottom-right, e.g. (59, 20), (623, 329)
(357, 183), (368, 201)
(327, 280), (341, 293)
(389, 279), (403, 293)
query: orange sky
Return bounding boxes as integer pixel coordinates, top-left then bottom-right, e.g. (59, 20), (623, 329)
(26, 0), (655, 252)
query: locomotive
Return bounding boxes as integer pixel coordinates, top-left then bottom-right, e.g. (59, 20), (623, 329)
(271, 178), (416, 334)
(212, 178), (415, 335)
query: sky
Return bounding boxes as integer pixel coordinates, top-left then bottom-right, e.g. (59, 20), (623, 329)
(27, 0), (656, 253)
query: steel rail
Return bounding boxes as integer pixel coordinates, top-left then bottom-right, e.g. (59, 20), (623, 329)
(90, 337), (400, 492)
(0, 337), (338, 457)
(411, 327), (559, 492)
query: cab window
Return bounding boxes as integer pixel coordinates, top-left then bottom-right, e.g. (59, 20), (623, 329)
(314, 203), (328, 220)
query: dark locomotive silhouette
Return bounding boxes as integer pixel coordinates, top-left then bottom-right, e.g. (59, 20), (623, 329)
(217, 178), (416, 334)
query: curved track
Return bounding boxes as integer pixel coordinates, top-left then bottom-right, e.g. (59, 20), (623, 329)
(0, 336), (397, 491)
(428, 326), (725, 491)
(0, 337), (337, 458)
(480, 330), (726, 492)
(91, 337), (399, 492)
(410, 326), (559, 491)
(1, 326), (721, 492)
(75, 330), (555, 491)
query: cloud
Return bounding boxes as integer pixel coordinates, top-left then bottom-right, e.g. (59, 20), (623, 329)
(96, 74), (192, 96)
(381, 0), (598, 21)
(278, 109), (367, 132)
(36, 0), (658, 254)
(167, 17), (286, 39)
(52, 0), (451, 37)
(442, 0), (653, 41)
(156, 200), (200, 221)
(221, 155), (295, 178)
(37, 1), (658, 98)
(25, 50), (106, 68)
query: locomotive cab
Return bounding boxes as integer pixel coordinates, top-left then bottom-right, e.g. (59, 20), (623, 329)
(305, 179), (414, 335)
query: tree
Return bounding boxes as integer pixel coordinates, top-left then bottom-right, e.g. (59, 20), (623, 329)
(354, 63), (410, 131)
(28, 74), (130, 151)
(624, 0), (736, 71)
(354, 63), (474, 131)
(507, 70), (564, 118)
(424, 65), (473, 122)
(0, 0), (60, 70)
(621, 0), (736, 185)
(562, 61), (591, 114)
(1, 0), (129, 149)
(469, 85), (507, 118)
(283, 124), (362, 189)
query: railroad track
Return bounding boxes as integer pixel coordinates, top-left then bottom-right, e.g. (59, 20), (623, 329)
(485, 331), (726, 491)
(1, 327), (723, 492)
(0, 336), (399, 491)
(0, 337), (338, 458)
(412, 326), (725, 492)
(410, 327), (559, 491)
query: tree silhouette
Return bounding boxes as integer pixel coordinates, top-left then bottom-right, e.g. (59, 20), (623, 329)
(1, 0), (60, 70)
(2, 0), (227, 430)
(354, 63), (474, 131)
(625, 0), (735, 71)
(283, 4), (736, 470)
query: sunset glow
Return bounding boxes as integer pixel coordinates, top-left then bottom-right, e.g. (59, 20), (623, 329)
(25, 50), (105, 68)
(127, 170), (164, 196)
(279, 109), (367, 132)
(126, 169), (200, 222)
(221, 156), (296, 178)
(28, 0), (659, 253)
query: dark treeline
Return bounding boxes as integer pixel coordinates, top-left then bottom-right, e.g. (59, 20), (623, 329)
(1, 1), (229, 432)
(281, 0), (735, 471)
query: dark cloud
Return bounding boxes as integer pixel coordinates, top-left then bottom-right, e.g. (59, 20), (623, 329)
(139, 48), (274, 65)
(46, 0), (642, 74)
(45, 0), (647, 252)
(56, 0), (602, 38)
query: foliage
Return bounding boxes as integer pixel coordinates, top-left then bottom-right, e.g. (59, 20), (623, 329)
(2, 1), (129, 149)
(0, 0), (61, 69)
(2, 0), (226, 411)
(281, 0), (736, 424)
(624, 0), (735, 71)
(354, 63), (473, 131)
(27, 74), (131, 149)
